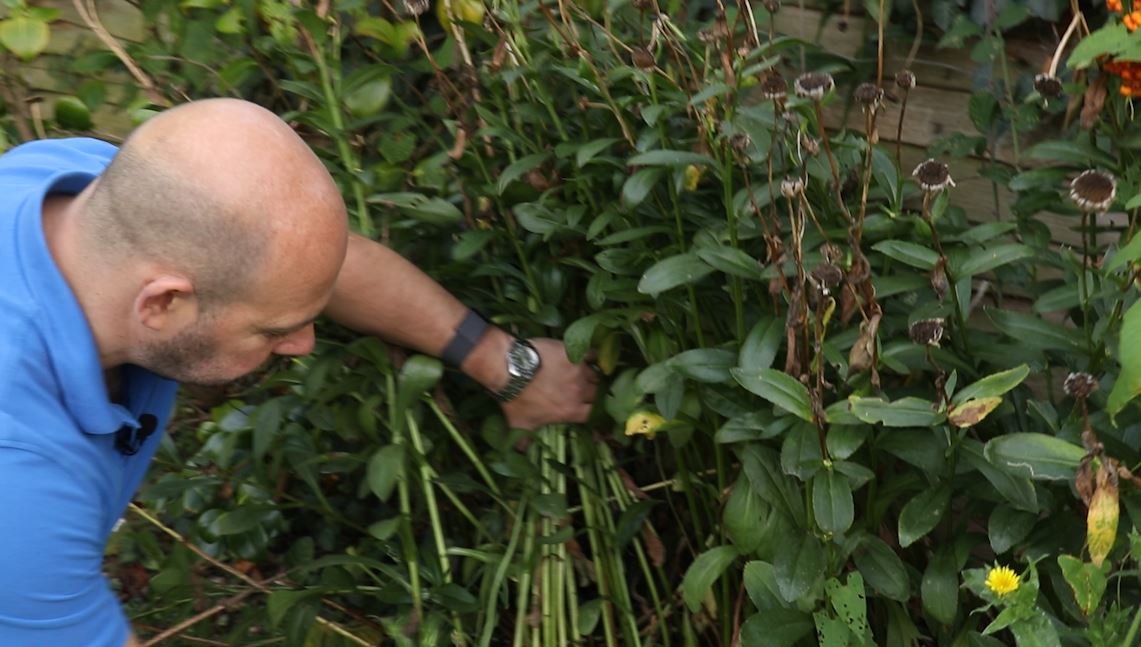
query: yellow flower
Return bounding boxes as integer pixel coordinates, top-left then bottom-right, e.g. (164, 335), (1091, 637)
(985, 565), (1020, 597)
(625, 411), (665, 439)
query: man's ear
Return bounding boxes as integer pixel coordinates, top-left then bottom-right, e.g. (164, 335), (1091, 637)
(134, 274), (199, 334)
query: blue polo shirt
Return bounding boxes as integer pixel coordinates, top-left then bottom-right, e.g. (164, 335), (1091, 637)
(0, 138), (179, 645)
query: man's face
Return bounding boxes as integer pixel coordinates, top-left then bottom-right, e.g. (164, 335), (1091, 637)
(138, 260), (337, 386)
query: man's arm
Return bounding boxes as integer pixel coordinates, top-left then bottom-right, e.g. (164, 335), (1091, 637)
(324, 234), (597, 429)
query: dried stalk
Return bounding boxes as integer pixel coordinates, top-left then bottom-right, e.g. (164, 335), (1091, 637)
(72, 0), (167, 106)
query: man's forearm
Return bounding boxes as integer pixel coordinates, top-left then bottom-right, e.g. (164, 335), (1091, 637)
(324, 234), (512, 390)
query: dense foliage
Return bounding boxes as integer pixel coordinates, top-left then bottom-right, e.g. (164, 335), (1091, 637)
(3, 0), (1141, 644)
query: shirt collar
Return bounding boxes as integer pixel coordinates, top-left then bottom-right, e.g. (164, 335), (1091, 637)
(19, 170), (140, 435)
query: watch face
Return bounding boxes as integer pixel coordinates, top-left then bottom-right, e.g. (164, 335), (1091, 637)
(507, 340), (541, 376)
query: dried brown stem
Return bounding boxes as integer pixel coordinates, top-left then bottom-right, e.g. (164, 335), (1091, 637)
(141, 588), (260, 646)
(813, 101), (854, 225)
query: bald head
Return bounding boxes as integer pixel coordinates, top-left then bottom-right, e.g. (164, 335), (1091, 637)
(82, 99), (348, 308)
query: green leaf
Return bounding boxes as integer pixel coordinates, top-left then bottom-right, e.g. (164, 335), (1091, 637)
(921, 549), (959, 626)
(872, 240), (939, 270)
(1126, 193), (1141, 210)
(954, 243), (1035, 277)
(496, 153), (549, 195)
(1025, 139), (1117, 169)
(367, 444), (405, 502)
(739, 445), (806, 525)
(637, 253), (714, 297)
(621, 167), (664, 208)
(952, 364), (1030, 405)
(0, 16), (49, 60)
(368, 192), (463, 225)
(697, 246), (764, 279)
(726, 481), (767, 552)
(739, 316), (782, 372)
(936, 13), (981, 49)
(983, 433), (1085, 481)
(669, 348), (736, 383)
(988, 505), (1037, 554)
(578, 599), (603, 635)
(564, 313), (607, 363)
(682, 546), (739, 612)
(743, 561), (782, 611)
(1049, 556), (1104, 616)
(849, 396), (946, 427)
(367, 518), (401, 540)
(740, 610), (813, 647)
(986, 309), (1084, 352)
(267, 590), (319, 628)
(826, 573), (870, 643)
(532, 493), (568, 518)
(775, 534), (824, 604)
(961, 440), (1039, 512)
(689, 81), (733, 106)
(898, 484), (951, 547)
(53, 96), (93, 130)
(395, 355), (443, 420)
(1106, 231), (1141, 272)
(1067, 23), (1132, 69)
(813, 469), (854, 534)
(732, 368), (814, 421)
(210, 506), (272, 536)
(627, 149), (717, 167)
(853, 536), (909, 601)
(1108, 299), (1141, 419)
(814, 611), (851, 647)
(575, 138), (621, 167)
(343, 66), (393, 117)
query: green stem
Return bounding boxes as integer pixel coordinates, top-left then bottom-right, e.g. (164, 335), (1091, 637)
(387, 373), (422, 624)
(723, 152), (745, 341)
(995, 35), (1021, 169)
(428, 400), (502, 496)
(478, 494), (530, 647)
(310, 28), (372, 238)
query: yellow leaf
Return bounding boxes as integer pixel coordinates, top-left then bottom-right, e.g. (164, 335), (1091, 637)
(948, 397), (1002, 428)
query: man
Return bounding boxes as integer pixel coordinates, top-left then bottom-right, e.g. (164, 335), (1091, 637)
(0, 98), (598, 646)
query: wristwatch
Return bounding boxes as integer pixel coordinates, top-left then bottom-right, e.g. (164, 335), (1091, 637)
(492, 338), (541, 402)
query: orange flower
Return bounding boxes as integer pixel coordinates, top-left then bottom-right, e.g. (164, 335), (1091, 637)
(1125, 10), (1141, 30)
(1108, 0), (1123, 12)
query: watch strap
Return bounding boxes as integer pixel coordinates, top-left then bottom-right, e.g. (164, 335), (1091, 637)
(441, 310), (490, 367)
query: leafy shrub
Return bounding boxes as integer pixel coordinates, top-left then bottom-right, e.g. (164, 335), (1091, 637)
(3, 0), (1141, 644)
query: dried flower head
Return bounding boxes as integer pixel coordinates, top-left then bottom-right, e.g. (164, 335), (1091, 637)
(1087, 462), (1120, 567)
(895, 70), (916, 91)
(794, 72), (834, 101)
(820, 242), (844, 265)
(631, 0), (653, 10)
(984, 565), (1020, 597)
(763, 0), (781, 13)
(853, 82), (884, 112)
(697, 27), (717, 44)
(780, 176), (804, 199)
(1069, 170), (1117, 212)
(912, 159), (955, 193)
(908, 318), (945, 346)
(810, 263), (843, 294)
(730, 132), (752, 155)
(800, 132), (819, 157)
(1034, 73), (1063, 99)
(781, 111), (802, 129)
(631, 47), (655, 70)
(1064, 372), (1099, 399)
(402, 0), (429, 16)
(760, 73), (788, 101)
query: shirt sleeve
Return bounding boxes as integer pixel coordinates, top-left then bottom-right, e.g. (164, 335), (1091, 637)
(0, 443), (130, 647)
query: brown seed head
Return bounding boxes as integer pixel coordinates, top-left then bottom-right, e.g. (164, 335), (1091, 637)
(402, 0), (429, 16)
(909, 318), (945, 346)
(854, 82), (884, 112)
(794, 72), (834, 101)
(810, 263), (844, 293)
(800, 132), (819, 156)
(1034, 73), (1063, 99)
(780, 176), (804, 199)
(1069, 170), (1116, 212)
(730, 133), (752, 155)
(1063, 372), (1099, 399)
(760, 73), (787, 101)
(820, 242), (844, 265)
(912, 159), (955, 193)
(631, 0), (653, 10)
(631, 47), (656, 70)
(763, 0), (781, 13)
(895, 70), (916, 91)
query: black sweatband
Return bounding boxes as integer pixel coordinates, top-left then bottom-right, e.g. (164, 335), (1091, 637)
(441, 310), (490, 367)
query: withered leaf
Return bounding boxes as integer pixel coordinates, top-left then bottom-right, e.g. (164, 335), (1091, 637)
(948, 397), (1002, 427)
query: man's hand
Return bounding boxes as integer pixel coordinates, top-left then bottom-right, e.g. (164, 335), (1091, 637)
(500, 337), (599, 430)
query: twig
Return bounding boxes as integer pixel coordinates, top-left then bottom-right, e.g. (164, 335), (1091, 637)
(141, 588), (259, 646)
(72, 0), (168, 107)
